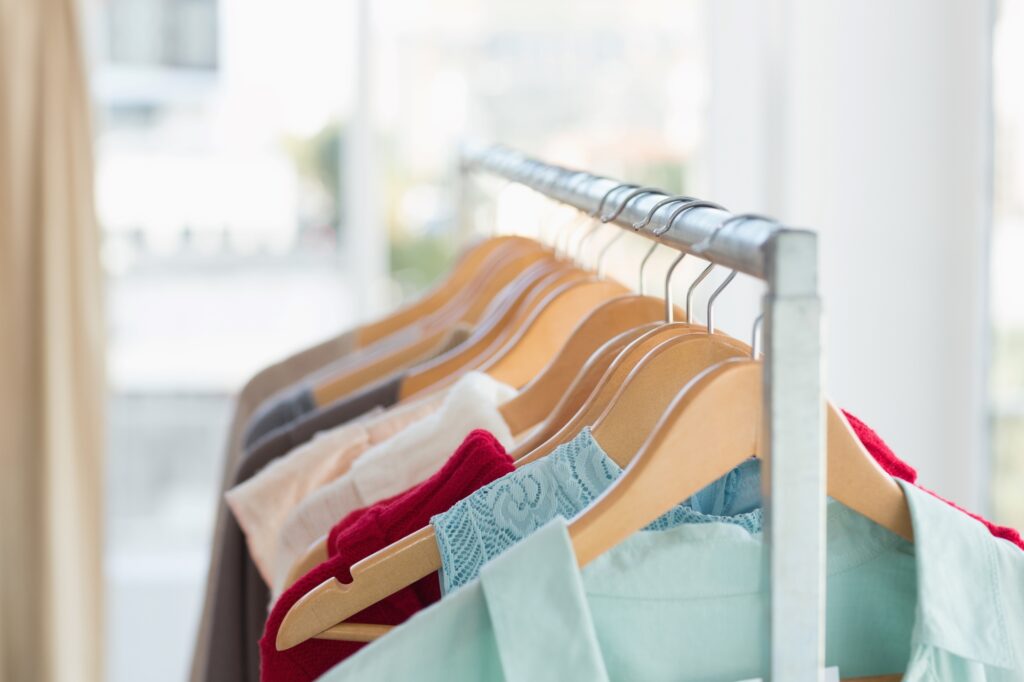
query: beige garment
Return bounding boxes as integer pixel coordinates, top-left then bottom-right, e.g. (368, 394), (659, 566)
(225, 391), (444, 585)
(190, 330), (357, 682)
(191, 324), (467, 681)
(270, 371), (517, 594)
(0, 1), (105, 680)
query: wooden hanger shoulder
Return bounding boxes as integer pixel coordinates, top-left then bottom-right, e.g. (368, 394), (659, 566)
(312, 327), (455, 407)
(397, 262), (584, 400)
(570, 359), (760, 567)
(456, 266), (590, 374)
(498, 295), (668, 437)
(355, 236), (541, 346)
(412, 245), (554, 342)
(571, 359), (914, 570)
(591, 332), (751, 467)
(312, 246), (550, 406)
(451, 248), (554, 327)
(826, 403), (914, 541)
(513, 322), (697, 464)
(506, 322), (659, 459)
(275, 526), (441, 650)
(482, 279), (630, 388)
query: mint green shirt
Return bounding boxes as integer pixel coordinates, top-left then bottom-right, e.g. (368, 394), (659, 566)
(320, 480), (1024, 681)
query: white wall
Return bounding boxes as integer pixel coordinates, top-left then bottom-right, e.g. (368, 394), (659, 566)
(704, 0), (994, 510)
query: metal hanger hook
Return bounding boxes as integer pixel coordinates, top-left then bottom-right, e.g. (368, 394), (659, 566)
(638, 243), (659, 295)
(697, 215), (764, 333)
(657, 200), (725, 321)
(576, 183), (636, 265)
(631, 196), (696, 294)
(660, 200), (721, 321)
(690, 212), (778, 256)
(751, 313), (764, 358)
(555, 175), (600, 257)
(706, 270), (737, 334)
(632, 195), (696, 232)
(599, 187), (664, 223)
(682, 207), (748, 325)
(593, 188), (666, 276)
(685, 263), (715, 325)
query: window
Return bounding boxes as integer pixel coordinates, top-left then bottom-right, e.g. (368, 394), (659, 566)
(992, 0), (1024, 528)
(106, 0), (218, 69)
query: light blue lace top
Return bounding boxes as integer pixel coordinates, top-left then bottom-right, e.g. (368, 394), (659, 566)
(430, 427), (763, 594)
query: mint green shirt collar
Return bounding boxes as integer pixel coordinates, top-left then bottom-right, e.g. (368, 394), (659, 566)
(897, 479), (1022, 672)
(479, 519), (610, 681)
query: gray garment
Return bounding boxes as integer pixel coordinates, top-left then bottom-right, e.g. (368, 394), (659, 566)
(196, 373), (404, 682)
(242, 386), (318, 449)
(242, 324), (474, 449)
(189, 329), (356, 682)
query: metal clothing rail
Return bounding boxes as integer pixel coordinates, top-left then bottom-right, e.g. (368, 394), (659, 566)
(459, 144), (825, 681)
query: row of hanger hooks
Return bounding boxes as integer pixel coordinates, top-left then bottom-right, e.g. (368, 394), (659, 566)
(488, 156), (778, 357)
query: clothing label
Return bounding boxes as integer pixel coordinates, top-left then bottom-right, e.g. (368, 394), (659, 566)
(738, 667), (839, 682)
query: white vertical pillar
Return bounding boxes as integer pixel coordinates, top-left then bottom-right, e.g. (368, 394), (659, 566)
(706, 0), (994, 510)
(343, 0), (388, 321)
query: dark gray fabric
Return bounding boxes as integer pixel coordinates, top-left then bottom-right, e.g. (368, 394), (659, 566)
(198, 373), (404, 682)
(241, 323), (476, 451)
(242, 386), (318, 449)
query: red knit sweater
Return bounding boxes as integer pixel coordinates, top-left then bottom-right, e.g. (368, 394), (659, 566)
(844, 410), (1023, 550)
(259, 429), (515, 682)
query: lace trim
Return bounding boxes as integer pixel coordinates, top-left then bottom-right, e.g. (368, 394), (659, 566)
(432, 428), (763, 594)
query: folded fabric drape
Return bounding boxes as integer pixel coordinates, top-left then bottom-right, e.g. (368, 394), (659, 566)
(0, 0), (105, 679)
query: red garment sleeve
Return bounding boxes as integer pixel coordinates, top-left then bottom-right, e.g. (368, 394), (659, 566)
(260, 429), (515, 682)
(844, 409), (1023, 551)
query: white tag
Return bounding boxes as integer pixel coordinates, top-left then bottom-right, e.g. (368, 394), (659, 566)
(737, 668), (839, 682)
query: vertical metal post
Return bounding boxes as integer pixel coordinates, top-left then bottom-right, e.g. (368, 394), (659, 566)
(762, 229), (824, 681)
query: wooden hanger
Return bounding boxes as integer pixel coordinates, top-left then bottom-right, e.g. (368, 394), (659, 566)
(478, 278), (631, 389)
(507, 241), (723, 458)
(437, 247), (556, 332)
(312, 245), (553, 406)
(396, 261), (587, 400)
(577, 358), (913, 561)
(501, 321), (660, 444)
(568, 359), (909, 682)
(279, 317), (663, 594)
(353, 236), (540, 347)
(588, 332), (752, 467)
(497, 295), (670, 437)
(507, 321), (701, 461)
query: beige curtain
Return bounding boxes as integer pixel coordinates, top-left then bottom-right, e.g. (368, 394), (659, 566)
(0, 0), (105, 680)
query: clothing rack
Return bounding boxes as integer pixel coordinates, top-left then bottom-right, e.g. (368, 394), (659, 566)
(459, 144), (825, 681)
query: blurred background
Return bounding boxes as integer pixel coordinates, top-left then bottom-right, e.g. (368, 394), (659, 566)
(2, 1), (1022, 680)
